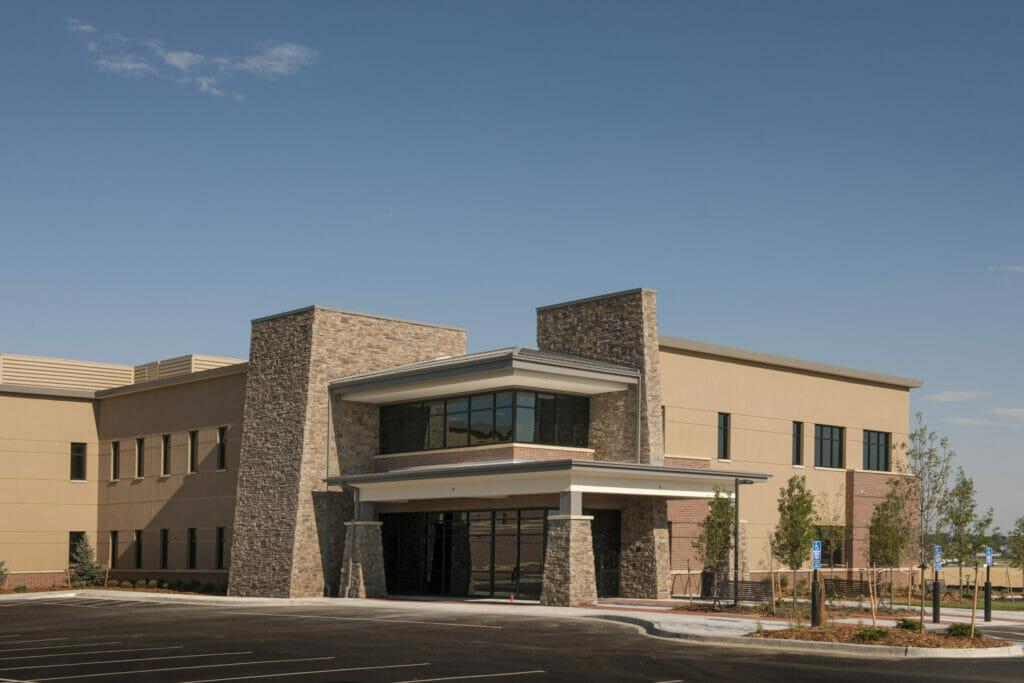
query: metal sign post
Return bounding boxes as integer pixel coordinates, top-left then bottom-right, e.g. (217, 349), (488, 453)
(932, 545), (942, 623)
(811, 541), (822, 627)
(984, 547), (993, 622)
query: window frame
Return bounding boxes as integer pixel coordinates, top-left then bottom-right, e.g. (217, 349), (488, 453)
(717, 413), (730, 460)
(188, 430), (199, 473)
(136, 438), (145, 478)
(187, 528), (197, 570)
(134, 529), (144, 569)
(109, 530), (118, 569)
(814, 424), (845, 469)
(70, 442), (87, 481)
(216, 527), (226, 570)
(161, 434), (171, 476)
(379, 390), (589, 455)
(69, 531), (85, 567)
(111, 441), (120, 480)
(862, 430), (891, 471)
(792, 422), (803, 466)
(217, 427), (227, 470)
(159, 529), (169, 569)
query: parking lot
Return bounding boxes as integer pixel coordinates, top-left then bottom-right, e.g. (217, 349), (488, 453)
(0, 595), (1021, 682)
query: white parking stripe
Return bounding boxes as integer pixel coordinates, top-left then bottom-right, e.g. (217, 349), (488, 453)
(15, 651), (254, 675)
(0, 642), (121, 654)
(180, 662), (431, 683)
(36, 655), (332, 681)
(391, 672), (546, 683)
(215, 610), (502, 629)
(0, 646), (185, 665)
(0, 638), (67, 646)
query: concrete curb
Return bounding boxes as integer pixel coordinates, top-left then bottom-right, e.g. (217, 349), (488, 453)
(599, 615), (1024, 659)
(0, 589), (330, 606)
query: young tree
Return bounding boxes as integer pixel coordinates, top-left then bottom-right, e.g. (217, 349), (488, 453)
(693, 488), (734, 608)
(870, 485), (911, 606)
(770, 475), (817, 608)
(944, 467), (994, 598)
(1006, 517), (1024, 573)
(815, 486), (847, 574)
(69, 534), (104, 586)
(896, 412), (955, 568)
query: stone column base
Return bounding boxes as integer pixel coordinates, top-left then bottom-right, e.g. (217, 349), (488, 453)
(620, 497), (671, 599)
(540, 515), (597, 607)
(339, 521), (386, 598)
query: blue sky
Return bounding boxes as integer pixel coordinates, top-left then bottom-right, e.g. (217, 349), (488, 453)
(2, 2), (1021, 527)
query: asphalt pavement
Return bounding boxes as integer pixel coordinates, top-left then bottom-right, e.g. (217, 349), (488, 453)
(0, 594), (1021, 682)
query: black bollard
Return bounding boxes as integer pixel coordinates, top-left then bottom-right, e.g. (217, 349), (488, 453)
(811, 569), (822, 627)
(932, 575), (941, 623)
(984, 564), (992, 622)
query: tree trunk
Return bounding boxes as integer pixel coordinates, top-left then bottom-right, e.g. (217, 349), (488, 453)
(792, 569), (798, 609)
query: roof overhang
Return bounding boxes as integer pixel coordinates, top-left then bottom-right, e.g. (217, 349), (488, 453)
(326, 459), (770, 503)
(329, 350), (639, 404)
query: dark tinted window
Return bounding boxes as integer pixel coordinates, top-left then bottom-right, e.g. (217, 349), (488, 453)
(216, 527), (225, 569)
(69, 531), (84, 565)
(217, 427), (227, 469)
(863, 430), (890, 471)
(381, 390), (590, 454)
(717, 414), (730, 460)
(792, 422), (803, 466)
(188, 431), (198, 472)
(136, 438), (145, 477)
(112, 441), (120, 480)
(814, 424), (845, 469)
(110, 530), (118, 569)
(160, 529), (169, 569)
(161, 434), (171, 475)
(70, 443), (86, 480)
(135, 530), (144, 569)
(187, 528), (197, 569)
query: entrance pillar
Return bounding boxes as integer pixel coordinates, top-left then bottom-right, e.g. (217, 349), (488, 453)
(540, 515), (597, 606)
(339, 521), (386, 598)
(620, 497), (671, 599)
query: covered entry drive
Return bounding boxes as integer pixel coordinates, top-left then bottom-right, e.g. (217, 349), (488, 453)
(330, 459), (769, 606)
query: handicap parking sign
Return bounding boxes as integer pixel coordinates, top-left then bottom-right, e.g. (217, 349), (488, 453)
(811, 541), (821, 568)
(986, 547), (993, 566)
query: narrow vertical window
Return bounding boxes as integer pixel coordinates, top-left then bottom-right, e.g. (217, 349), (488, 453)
(717, 413), (730, 460)
(135, 530), (144, 569)
(69, 531), (84, 566)
(161, 434), (171, 475)
(792, 422), (803, 466)
(188, 430), (198, 473)
(111, 441), (120, 480)
(136, 438), (145, 478)
(70, 443), (86, 480)
(216, 527), (225, 570)
(187, 528), (197, 569)
(217, 427), (227, 470)
(109, 530), (118, 569)
(160, 529), (169, 569)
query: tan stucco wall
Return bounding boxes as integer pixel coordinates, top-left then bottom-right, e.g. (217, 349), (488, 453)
(0, 392), (99, 581)
(659, 346), (912, 573)
(96, 372), (246, 576)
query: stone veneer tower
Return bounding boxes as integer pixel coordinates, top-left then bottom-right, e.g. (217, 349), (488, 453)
(228, 306), (466, 598)
(536, 289), (670, 599)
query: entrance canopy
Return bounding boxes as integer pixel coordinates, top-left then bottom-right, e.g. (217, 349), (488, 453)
(327, 458), (771, 505)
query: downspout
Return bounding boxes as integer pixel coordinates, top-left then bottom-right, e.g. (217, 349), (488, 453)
(635, 374), (643, 464)
(325, 386), (332, 596)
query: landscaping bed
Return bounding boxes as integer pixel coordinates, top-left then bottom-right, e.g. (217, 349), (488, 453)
(747, 624), (1011, 649)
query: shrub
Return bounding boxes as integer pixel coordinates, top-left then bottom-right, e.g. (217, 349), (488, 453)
(13, 584), (28, 593)
(134, 579), (146, 589)
(200, 582), (216, 594)
(172, 581), (183, 591)
(161, 582), (170, 590)
(854, 628), (885, 642)
(120, 581), (133, 589)
(947, 623), (980, 637)
(147, 579), (159, 589)
(779, 576), (789, 591)
(896, 619), (922, 631)
(187, 580), (201, 592)
(69, 534), (104, 586)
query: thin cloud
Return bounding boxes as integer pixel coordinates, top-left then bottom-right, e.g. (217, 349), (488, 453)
(943, 417), (1020, 428)
(921, 390), (987, 402)
(66, 18), (317, 99)
(989, 266), (1024, 273)
(993, 408), (1024, 420)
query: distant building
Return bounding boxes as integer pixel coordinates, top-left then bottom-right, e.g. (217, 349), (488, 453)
(0, 288), (920, 602)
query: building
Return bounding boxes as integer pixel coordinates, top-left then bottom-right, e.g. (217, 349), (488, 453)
(0, 288), (921, 603)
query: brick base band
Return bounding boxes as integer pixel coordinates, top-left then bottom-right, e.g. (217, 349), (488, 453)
(339, 522), (385, 598)
(540, 515), (597, 607)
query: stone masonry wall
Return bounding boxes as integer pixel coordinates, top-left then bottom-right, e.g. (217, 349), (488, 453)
(536, 289), (663, 464)
(230, 306), (465, 598)
(339, 522), (386, 598)
(620, 496), (671, 599)
(540, 516), (597, 606)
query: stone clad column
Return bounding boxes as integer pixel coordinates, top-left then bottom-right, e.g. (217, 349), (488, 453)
(339, 521), (386, 598)
(620, 497), (671, 599)
(540, 515), (597, 607)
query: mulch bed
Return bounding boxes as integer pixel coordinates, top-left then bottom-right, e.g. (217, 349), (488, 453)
(747, 624), (1010, 648)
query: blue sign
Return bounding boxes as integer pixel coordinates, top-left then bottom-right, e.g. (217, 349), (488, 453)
(812, 541), (821, 570)
(986, 547), (993, 567)
(812, 561), (821, 570)
(934, 545), (942, 572)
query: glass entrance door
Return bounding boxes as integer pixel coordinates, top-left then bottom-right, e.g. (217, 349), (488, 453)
(588, 509), (621, 598)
